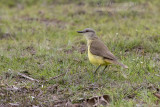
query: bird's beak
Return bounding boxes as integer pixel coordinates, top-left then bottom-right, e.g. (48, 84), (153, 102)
(77, 31), (84, 33)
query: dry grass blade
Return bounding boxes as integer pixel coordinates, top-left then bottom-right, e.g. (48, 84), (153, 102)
(17, 72), (39, 82)
(48, 69), (70, 81)
(9, 103), (20, 106)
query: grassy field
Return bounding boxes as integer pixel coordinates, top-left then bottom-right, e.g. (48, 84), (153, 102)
(0, 0), (160, 106)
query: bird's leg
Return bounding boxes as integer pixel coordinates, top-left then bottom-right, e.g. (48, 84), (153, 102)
(94, 65), (101, 74)
(101, 65), (108, 73)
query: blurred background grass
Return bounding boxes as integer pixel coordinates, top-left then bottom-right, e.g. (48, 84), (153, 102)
(0, 0), (149, 7)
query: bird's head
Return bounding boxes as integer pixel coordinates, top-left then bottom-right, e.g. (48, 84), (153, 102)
(77, 28), (97, 40)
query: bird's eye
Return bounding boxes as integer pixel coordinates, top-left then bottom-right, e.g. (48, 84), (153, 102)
(86, 30), (89, 32)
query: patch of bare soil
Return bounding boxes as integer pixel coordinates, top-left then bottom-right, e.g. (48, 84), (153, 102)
(0, 30), (16, 40)
(24, 46), (36, 55)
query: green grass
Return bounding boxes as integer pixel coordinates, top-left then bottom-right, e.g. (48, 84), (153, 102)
(0, 0), (160, 106)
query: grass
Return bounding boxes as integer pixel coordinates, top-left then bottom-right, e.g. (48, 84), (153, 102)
(0, 0), (160, 106)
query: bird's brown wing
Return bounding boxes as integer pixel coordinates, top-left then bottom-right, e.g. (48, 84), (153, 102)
(90, 40), (118, 61)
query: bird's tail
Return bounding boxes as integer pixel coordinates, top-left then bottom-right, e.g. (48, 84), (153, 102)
(116, 61), (128, 69)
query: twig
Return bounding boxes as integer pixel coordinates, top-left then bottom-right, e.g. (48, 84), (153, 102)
(17, 72), (39, 82)
(50, 73), (66, 80)
(48, 69), (70, 81)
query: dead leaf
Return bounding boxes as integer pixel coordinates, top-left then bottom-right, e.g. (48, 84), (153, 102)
(86, 97), (96, 106)
(103, 95), (111, 103)
(86, 94), (111, 106)
(153, 93), (160, 99)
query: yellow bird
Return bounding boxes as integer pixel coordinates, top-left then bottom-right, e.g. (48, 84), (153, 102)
(77, 28), (128, 73)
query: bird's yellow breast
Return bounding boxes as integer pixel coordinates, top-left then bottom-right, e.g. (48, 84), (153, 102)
(87, 40), (111, 65)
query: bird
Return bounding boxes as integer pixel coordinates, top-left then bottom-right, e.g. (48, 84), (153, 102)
(77, 28), (128, 73)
